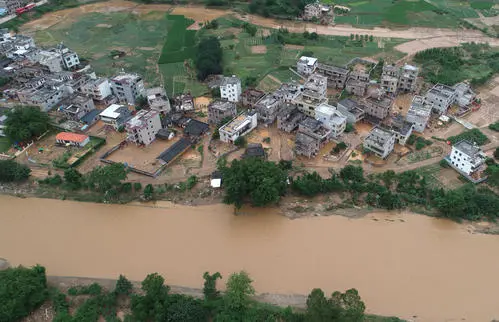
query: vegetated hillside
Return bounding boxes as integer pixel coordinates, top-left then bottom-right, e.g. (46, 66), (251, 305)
(414, 43), (499, 86)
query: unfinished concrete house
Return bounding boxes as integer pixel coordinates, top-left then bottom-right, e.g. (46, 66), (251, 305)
(363, 126), (396, 159)
(345, 71), (369, 97)
(424, 84), (456, 114)
(398, 64), (418, 92)
(303, 3), (321, 20)
(297, 56), (317, 76)
(255, 93), (283, 125)
(292, 73), (327, 117)
(364, 95), (393, 122)
(381, 64), (400, 94)
(241, 88), (265, 108)
(406, 95), (433, 132)
(453, 82), (476, 108)
(337, 98), (365, 124)
(146, 87), (171, 113)
(277, 107), (306, 132)
(390, 115), (413, 146)
(273, 82), (302, 102)
(207, 100), (237, 125)
(315, 103), (347, 138)
(173, 93), (194, 112)
(61, 94), (95, 121)
(295, 117), (332, 158)
(316, 63), (349, 89)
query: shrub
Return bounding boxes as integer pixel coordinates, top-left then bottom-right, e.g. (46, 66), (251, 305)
(439, 159), (450, 168)
(234, 136), (247, 148)
(494, 147), (499, 160)
(133, 182), (142, 191)
(186, 175), (198, 190)
(447, 129), (488, 145)
(0, 159), (31, 182)
(489, 122), (499, 132)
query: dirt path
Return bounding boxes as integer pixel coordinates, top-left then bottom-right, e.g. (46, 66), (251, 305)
(20, 0), (499, 53)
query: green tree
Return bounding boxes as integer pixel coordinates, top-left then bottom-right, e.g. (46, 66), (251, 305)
(203, 272), (222, 301)
(143, 184), (154, 200)
(4, 106), (50, 142)
(234, 136), (247, 148)
(331, 288), (366, 321)
(134, 182), (142, 191)
(0, 159), (31, 182)
(196, 37), (223, 80)
(135, 96), (148, 110)
(494, 147), (499, 159)
(166, 294), (208, 322)
(63, 168), (82, 189)
(86, 163), (127, 192)
(305, 288), (341, 321)
(344, 123), (354, 133)
(224, 271), (254, 313)
(115, 275), (133, 296)
(0, 265), (48, 322)
(220, 158), (288, 209)
(244, 76), (258, 88)
(340, 165), (364, 185)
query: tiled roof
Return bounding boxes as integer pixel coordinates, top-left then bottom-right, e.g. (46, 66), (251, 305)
(56, 132), (89, 143)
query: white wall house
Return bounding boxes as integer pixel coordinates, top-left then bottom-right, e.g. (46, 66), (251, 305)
(425, 84), (456, 114)
(99, 104), (132, 129)
(297, 56), (317, 76)
(363, 127), (396, 159)
(448, 140), (486, 176)
(220, 76), (242, 103)
(125, 109), (162, 145)
(81, 77), (112, 101)
(219, 111), (258, 143)
(314, 103), (347, 138)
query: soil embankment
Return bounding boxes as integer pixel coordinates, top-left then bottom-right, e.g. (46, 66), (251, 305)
(1, 195), (499, 321)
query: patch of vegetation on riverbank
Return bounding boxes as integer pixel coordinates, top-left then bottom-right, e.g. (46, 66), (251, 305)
(1, 264), (404, 321)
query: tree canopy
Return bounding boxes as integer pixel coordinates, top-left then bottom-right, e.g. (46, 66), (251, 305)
(4, 106), (50, 142)
(0, 159), (31, 182)
(220, 158), (288, 209)
(196, 37), (223, 81)
(86, 163), (127, 192)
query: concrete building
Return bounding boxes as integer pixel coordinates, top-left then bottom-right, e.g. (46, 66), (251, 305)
(406, 95), (433, 132)
(241, 88), (265, 108)
(36, 50), (64, 73)
(255, 93), (283, 124)
(173, 93), (194, 112)
(337, 98), (365, 124)
(398, 64), (418, 92)
(99, 104), (132, 129)
(219, 110), (258, 143)
(0, 0), (26, 15)
(303, 3), (321, 20)
(273, 82), (302, 102)
(80, 77), (112, 101)
(292, 73), (327, 117)
(110, 72), (145, 105)
(314, 103), (347, 138)
(448, 140), (487, 176)
(390, 115), (413, 146)
(363, 126), (396, 159)
(55, 132), (90, 147)
(364, 96), (393, 121)
(381, 64), (400, 94)
(345, 78), (367, 96)
(453, 82), (476, 108)
(316, 63), (349, 89)
(125, 109), (162, 145)
(61, 94), (95, 121)
(424, 84), (456, 114)
(208, 100), (237, 125)
(295, 117), (332, 158)
(146, 87), (171, 113)
(220, 76), (242, 102)
(297, 56), (318, 76)
(277, 107), (306, 133)
(17, 86), (67, 112)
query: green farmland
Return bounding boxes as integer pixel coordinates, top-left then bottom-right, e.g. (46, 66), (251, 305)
(333, 0), (498, 28)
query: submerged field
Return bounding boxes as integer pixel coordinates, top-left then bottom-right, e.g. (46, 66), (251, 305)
(31, 10), (408, 97)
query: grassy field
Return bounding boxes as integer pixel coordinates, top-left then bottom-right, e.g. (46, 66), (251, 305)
(34, 11), (169, 87)
(333, 0), (497, 28)
(0, 137), (11, 153)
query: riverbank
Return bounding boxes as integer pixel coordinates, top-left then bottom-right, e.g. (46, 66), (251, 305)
(2, 195), (499, 321)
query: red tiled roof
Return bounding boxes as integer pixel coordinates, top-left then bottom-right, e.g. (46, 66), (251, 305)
(55, 132), (89, 143)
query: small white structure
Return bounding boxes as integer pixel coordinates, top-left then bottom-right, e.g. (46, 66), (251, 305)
(297, 56), (317, 76)
(219, 111), (258, 143)
(125, 109), (162, 145)
(99, 104), (132, 129)
(314, 103), (347, 138)
(55, 132), (90, 147)
(448, 140), (486, 176)
(363, 127), (396, 159)
(220, 75), (242, 103)
(211, 171), (222, 188)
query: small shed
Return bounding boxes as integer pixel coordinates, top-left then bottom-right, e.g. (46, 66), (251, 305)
(211, 171), (222, 188)
(156, 128), (175, 140)
(242, 143), (266, 159)
(184, 119), (209, 137)
(55, 132), (90, 147)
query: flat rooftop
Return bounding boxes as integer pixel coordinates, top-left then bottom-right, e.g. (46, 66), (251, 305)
(454, 140), (481, 157)
(366, 127), (394, 145)
(317, 63), (348, 74)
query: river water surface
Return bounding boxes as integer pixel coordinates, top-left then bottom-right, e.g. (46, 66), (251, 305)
(1, 195), (498, 321)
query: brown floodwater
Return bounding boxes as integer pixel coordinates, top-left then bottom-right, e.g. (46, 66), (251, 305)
(1, 195), (498, 321)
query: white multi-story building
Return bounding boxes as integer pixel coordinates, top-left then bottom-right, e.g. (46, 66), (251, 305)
(125, 109), (162, 145)
(110, 72), (145, 105)
(297, 56), (317, 76)
(425, 84), (456, 114)
(406, 95), (433, 132)
(314, 103), (347, 138)
(448, 140), (486, 176)
(363, 126), (396, 159)
(99, 104), (132, 129)
(219, 111), (258, 143)
(220, 75), (242, 102)
(81, 77), (112, 101)
(146, 87), (171, 113)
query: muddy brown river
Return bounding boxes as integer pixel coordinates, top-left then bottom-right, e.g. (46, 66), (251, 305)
(1, 195), (498, 321)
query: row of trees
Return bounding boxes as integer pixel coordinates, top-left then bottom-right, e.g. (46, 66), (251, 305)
(219, 157), (499, 221)
(2, 265), (382, 322)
